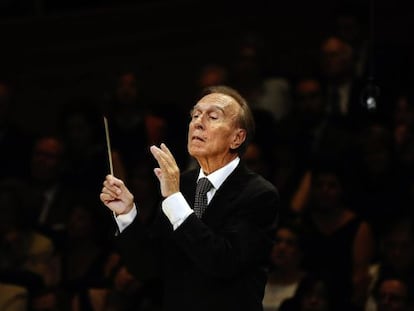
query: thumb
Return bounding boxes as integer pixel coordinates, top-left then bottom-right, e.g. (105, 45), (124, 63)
(153, 168), (162, 181)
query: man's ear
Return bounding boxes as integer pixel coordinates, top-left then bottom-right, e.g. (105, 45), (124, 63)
(230, 129), (247, 150)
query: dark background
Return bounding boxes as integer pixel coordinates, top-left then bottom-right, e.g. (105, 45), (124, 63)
(0, 0), (412, 134)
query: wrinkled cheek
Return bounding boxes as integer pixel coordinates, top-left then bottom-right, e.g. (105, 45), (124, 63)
(188, 143), (203, 157)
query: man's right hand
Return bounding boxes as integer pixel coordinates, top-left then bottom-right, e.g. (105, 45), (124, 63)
(100, 175), (134, 215)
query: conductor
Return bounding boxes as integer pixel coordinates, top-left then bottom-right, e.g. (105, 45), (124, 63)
(100, 85), (279, 311)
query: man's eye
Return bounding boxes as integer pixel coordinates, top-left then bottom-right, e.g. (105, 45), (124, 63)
(209, 115), (218, 120)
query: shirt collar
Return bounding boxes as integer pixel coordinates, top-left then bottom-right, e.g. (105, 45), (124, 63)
(198, 157), (240, 190)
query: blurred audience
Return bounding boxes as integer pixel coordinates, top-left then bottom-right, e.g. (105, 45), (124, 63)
(263, 220), (307, 311)
(57, 97), (126, 190)
(102, 71), (150, 176)
(318, 35), (368, 129)
(298, 157), (375, 309)
(0, 179), (56, 302)
(351, 123), (404, 237)
(332, 2), (370, 80)
(372, 275), (414, 311)
(278, 273), (338, 311)
(365, 217), (414, 311)
(23, 135), (73, 245)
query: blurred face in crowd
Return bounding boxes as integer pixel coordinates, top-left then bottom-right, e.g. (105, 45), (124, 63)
(116, 72), (138, 105)
(311, 172), (343, 211)
(320, 36), (354, 81)
(67, 206), (97, 240)
(376, 279), (410, 311)
(381, 221), (414, 274)
(295, 79), (325, 122)
(269, 227), (302, 270)
(300, 280), (330, 311)
(31, 137), (64, 183)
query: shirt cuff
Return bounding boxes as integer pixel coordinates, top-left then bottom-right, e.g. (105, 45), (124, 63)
(162, 192), (194, 230)
(114, 204), (137, 233)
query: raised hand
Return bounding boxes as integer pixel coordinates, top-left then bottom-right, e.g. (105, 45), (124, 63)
(100, 175), (134, 215)
(150, 143), (180, 198)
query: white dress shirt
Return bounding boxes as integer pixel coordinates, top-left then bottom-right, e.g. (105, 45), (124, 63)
(115, 157), (240, 232)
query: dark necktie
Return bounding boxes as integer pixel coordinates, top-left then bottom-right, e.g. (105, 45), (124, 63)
(194, 177), (213, 218)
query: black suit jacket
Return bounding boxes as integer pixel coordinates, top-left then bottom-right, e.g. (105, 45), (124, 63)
(117, 161), (279, 311)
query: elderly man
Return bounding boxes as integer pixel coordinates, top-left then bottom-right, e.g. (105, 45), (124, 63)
(100, 85), (279, 311)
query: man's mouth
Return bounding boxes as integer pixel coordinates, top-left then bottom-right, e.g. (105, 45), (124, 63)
(192, 135), (205, 142)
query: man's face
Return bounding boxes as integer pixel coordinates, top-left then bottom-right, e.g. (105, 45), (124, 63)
(187, 93), (245, 163)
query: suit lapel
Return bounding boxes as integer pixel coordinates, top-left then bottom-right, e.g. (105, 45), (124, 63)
(203, 163), (250, 224)
(180, 163), (252, 225)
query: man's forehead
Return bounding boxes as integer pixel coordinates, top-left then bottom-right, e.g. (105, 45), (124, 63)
(195, 93), (236, 109)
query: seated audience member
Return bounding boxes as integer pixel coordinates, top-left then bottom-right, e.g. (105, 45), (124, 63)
(24, 135), (72, 245)
(365, 217), (414, 311)
(373, 275), (414, 311)
(57, 195), (116, 301)
(352, 123), (403, 238)
(278, 273), (337, 311)
(34, 196), (118, 311)
(263, 220), (306, 311)
(0, 179), (55, 300)
(299, 156), (375, 309)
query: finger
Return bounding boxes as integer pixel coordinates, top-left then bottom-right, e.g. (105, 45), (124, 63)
(160, 143), (178, 166)
(101, 187), (122, 199)
(104, 175), (125, 190)
(153, 168), (162, 180)
(150, 145), (169, 170)
(150, 145), (161, 162)
(101, 185), (119, 198)
(103, 181), (122, 197)
(153, 144), (176, 169)
(106, 175), (125, 188)
(100, 192), (115, 204)
(160, 143), (172, 157)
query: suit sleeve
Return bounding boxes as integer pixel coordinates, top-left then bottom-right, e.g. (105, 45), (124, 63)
(114, 205), (166, 281)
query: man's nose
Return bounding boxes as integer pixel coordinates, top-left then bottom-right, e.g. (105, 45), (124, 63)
(193, 115), (206, 128)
